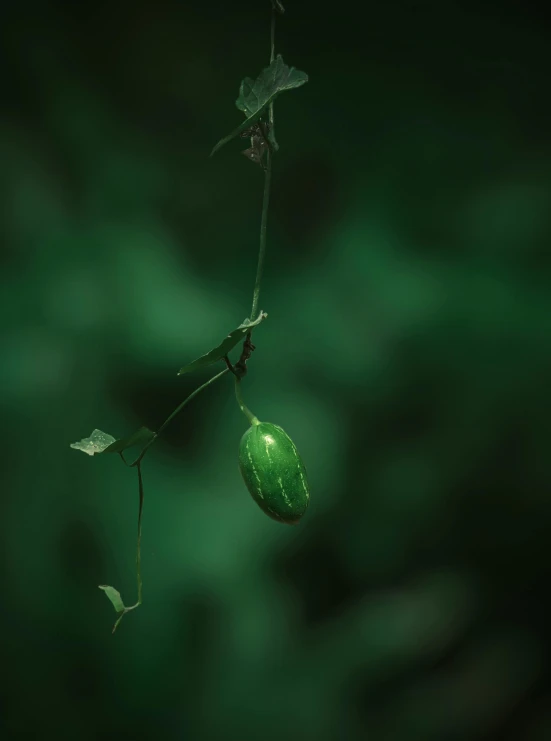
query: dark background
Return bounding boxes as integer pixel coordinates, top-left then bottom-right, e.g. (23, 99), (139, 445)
(1, 1), (550, 739)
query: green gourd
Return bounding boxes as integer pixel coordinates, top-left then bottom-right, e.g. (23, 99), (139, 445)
(238, 420), (310, 524)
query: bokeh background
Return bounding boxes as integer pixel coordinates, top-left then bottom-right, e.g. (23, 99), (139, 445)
(1, 0), (550, 739)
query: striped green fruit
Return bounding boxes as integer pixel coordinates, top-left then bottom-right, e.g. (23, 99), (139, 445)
(238, 421), (310, 524)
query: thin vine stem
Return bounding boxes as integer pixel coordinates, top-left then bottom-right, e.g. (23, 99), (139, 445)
(111, 369), (229, 632)
(129, 367), (230, 467)
(249, 154), (272, 322)
(110, 460), (145, 633)
(135, 461), (144, 605)
(270, 4), (276, 65)
(249, 4), (276, 323)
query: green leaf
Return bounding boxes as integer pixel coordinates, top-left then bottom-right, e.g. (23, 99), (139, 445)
(210, 55), (307, 157)
(70, 429), (117, 455)
(178, 311), (267, 375)
(271, 0), (285, 13)
(99, 585), (125, 613)
(235, 54), (307, 118)
(102, 427), (156, 454)
(70, 426), (156, 456)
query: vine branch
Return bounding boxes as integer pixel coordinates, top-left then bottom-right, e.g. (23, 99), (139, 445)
(129, 367), (230, 468)
(249, 3), (277, 325)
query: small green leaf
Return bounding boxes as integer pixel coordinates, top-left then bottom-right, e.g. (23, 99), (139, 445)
(70, 429), (117, 456)
(271, 0), (285, 13)
(102, 427), (156, 454)
(210, 55), (307, 157)
(178, 311), (267, 375)
(70, 426), (156, 456)
(99, 585), (125, 613)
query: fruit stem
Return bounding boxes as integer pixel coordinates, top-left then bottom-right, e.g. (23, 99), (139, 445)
(234, 377), (259, 426)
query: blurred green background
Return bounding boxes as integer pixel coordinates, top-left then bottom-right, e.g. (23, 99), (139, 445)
(1, 0), (550, 739)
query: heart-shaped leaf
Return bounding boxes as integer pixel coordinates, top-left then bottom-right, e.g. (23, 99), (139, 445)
(177, 311), (267, 375)
(210, 55), (307, 157)
(70, 426), (156, 456)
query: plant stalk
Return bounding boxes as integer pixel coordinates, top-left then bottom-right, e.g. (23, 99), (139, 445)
(249, 4), (277, 322)
(110, 367), (229, 633)
(270, 4), (276, 65)
(110, 460), (145, 634)
(130, 367), (230, 467)
(249, 155), (272, 322)
(135, 461), (144, 606)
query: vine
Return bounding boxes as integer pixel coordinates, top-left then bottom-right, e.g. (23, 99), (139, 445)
(71, 0), (308, 633)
